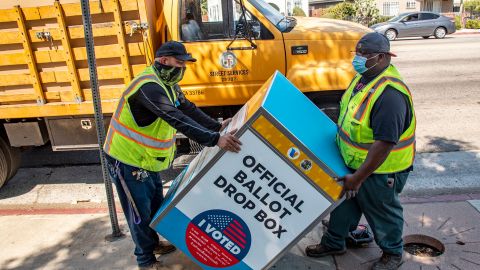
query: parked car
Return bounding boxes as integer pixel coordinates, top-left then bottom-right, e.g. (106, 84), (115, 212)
(370, 12), (456, 41)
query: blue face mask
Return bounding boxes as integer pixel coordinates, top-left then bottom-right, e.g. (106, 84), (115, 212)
(352, 54), (379, 74)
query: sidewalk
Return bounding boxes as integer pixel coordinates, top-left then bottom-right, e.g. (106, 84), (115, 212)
(1, 151), (479, 208)
(1, 150), (480, 269)
(1, 197), (479, 270)
(452, 29), (480, 35)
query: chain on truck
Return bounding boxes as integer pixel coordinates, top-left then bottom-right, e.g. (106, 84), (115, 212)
(0, 0), (369, 188)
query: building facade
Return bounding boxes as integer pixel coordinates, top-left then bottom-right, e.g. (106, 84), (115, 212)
(377, 0), (453, 16)
(309, 0), (454, 17)
(267, 0), (310, 16)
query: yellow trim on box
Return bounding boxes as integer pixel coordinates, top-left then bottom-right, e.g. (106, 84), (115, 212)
(252, 115), (343, 201)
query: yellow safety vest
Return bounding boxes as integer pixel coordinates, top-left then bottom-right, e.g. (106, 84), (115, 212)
(103, 66), (177, 172)
(337, 65), (416, 173)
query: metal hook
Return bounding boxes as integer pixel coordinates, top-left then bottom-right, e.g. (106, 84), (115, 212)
(36, 31), (54, 48)
(129, 21), (149, 37)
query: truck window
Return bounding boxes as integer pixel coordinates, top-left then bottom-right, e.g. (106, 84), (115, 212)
(180, 0), (273, 41)
(248, 0), (289, 32)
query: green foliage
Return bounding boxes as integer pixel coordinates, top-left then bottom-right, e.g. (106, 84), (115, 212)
(464, 0), (480, 12)
(354, 0), (380, 25)
(324, 2), (356, 20)
(323, 0), (380, 25)
(292, 6), (306, 16)
(455, 15), (462, 30)
(369, 15), (392, 26)
(465, 19), (480, 28)
(201, 0), (208, 15)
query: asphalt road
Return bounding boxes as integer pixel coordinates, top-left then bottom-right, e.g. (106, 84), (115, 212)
(390, 34), (480, 153)
(16, 34), (480, 167)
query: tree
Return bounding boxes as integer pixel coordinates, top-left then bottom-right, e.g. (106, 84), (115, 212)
(353, 0), (380, 26)
(324, 2), (356, 20)
(292, 6), (306, 16)
(464, 0), (480, 11)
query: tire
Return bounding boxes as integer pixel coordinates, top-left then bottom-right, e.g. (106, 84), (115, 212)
(385, 29), (397, 41)
(0, 146), (8, 188)
(422, 36), (430, 39)
(319, 102), (340, 123)
(0, 136), (21, 188)
(434, 27), (447, 39)
(304, 91), (342, 123)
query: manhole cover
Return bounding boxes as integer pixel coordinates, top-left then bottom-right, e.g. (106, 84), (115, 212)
(403, 234), (445, 257)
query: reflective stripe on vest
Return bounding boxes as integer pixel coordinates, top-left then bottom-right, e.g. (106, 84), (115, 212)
(110, 118), (175, 150)
(113, 74), (158, 120)
(337, 127), (415, 151)
(352, 76), (412, 121)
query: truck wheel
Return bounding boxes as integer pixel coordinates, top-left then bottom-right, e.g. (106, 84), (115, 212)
(320, 102), (340, 123)
(0, 146), (8, 188)
(0, 137), (21, 187)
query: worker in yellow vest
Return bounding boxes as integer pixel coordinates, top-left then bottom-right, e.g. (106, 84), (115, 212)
(103, 41), (241, 270)
(305, 32), (415, 270)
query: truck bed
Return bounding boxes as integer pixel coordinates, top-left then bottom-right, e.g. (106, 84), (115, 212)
(0, 0), (161, 119)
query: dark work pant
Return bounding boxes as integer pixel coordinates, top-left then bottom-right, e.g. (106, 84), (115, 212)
(106, 157), (164, 267)
(321, 172), (409, 255)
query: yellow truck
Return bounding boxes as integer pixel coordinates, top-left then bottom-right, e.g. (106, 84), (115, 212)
(0, 0), (368, 187)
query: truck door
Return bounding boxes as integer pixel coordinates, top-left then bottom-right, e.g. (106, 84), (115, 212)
(174, 0), (286, 108)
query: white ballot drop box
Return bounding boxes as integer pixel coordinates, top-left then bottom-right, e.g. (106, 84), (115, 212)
(151, 71), (350, 270)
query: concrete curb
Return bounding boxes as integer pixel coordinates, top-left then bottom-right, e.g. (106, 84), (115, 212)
(403, 150), (480, 196)
(1, 151), (480, 207)
(452, 30), (480, 35)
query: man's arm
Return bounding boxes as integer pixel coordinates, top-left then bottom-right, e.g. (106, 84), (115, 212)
(341, 140), (394, 195)
(173, 85), (221, 131)
(135, 83), (220, 146)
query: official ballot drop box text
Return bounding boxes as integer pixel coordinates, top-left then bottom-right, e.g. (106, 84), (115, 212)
(150, 71), (350, 270)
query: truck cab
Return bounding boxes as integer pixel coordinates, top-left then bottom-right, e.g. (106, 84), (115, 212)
(164, 0), (369, 120)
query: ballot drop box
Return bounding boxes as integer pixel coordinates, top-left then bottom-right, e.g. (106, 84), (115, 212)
(150, 71), (350, 270)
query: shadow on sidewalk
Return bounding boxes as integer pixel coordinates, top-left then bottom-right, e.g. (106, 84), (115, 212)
(424, 136), (475, 153)
(0, 214), (201, 270)
(1, 215), (134, 270)
(406, 136), (480, 194)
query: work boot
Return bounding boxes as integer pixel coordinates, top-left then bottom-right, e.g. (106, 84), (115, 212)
(305, 243), (346, 257)
(154, 241), (176, 255)
(371, 252), (402, 270)
(138, 261), (166, 270)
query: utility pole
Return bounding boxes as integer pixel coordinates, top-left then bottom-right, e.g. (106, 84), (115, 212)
(80, 0), (124, 241)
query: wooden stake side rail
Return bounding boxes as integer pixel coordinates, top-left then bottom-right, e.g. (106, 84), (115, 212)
(0, 0), (139, 23)
(14, 5), (46, 105)
(0, 0), (151, 118)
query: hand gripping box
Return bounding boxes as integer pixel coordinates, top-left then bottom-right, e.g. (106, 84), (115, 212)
(150, 71), (349, 270)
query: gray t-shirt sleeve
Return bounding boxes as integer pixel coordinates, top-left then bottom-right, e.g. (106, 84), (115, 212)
(370, 85), (411, 144)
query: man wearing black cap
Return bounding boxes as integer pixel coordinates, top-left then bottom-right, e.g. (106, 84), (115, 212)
(103, 41), (241, 270)
(305, 32), (416, 270)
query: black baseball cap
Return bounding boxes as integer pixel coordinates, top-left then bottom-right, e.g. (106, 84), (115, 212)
(355, 32), (397, 57)
(155, 41), (197, 62)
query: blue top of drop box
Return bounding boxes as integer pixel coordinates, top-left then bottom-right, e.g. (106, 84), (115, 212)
(262, 71), (350, 177)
